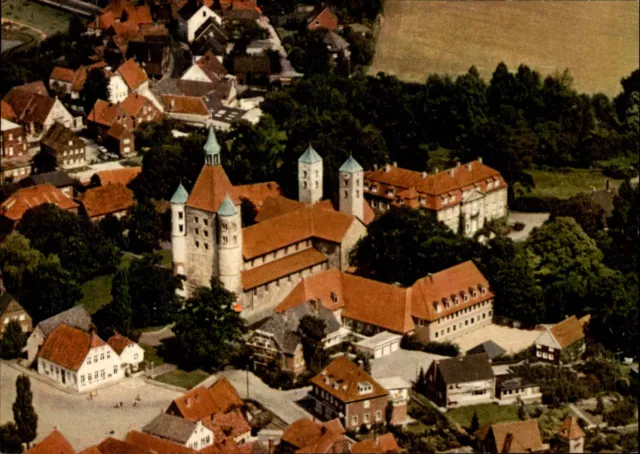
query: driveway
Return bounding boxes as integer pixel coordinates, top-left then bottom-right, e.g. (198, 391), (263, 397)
(453, 323), (542, 354)
(507, 211), (550, 242)
(217, 368), (313, 424)
(371, 349), (444, 384)
(0, 362), (180, 451)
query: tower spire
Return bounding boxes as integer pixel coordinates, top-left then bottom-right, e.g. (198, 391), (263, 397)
(204, 126), (221, 166)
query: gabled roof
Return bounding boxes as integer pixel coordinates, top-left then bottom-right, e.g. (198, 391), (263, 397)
(26, 429), (75, 454)
(50, 67), (78, 83)
(38, 324), (105, 371)
(241, 248), (328, 291)
(310, 356), (388, 403)
(254, 196), (305, 223)
(93, 167), (141, 187)
(88, 100), (130, 127)
(234, 182), (282, 212)
(549, 315), (585, 348)
(41, 122), (84, 151)
(186, 163), (238, 213)
(0, 292), (25, 316)
(107, 332), (136, 354)
(195, 50), (228, 82)
(106, 121), (134, 140)
(22, 170), (75, 189)
(298, 145), (322, 164)
(434, 353), (495, 385)
(557, 416), (585, 440)
(125, 430), (197, 454)
(209, 409), (252, 442)
(77, 437), (152, 454)
(323, 31), (349, 53)
(120, 93), (153, 117)
(281, 418), (345, 453)
(467, 340), (507, 360)
(307, 6), (338, 31)
(476, 419), (544, 453)
(1, 184), (79, 222)
(142, 413), (197, 444)
(81, 183), (135, 218)
(117, 59), (149, 91)
(3, 85), (57, 125)
(351, 433), (401, 453)
(162, 95), (209, 116)
(178, 0), (205, 19)
(168, 376), (243, 421)
(36, 306), (92, 337)
(1, 100), (17, 120)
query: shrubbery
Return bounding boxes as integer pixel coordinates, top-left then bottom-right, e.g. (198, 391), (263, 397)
(401, 335), (460, 356)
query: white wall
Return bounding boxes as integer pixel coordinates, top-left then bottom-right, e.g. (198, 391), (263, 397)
(186, 6), (222, 43)
(181, 65), (212, 83)
(118, 343), (145, 370)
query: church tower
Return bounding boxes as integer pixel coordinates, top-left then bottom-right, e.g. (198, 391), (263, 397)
(171, 183), (189, 296)
(217, 195), (243, 297)
(298, 144), (323, 204)
(339, 155), (364, 221)
(204, 126), (221, 166)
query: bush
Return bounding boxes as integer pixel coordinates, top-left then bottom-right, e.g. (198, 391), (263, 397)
(490, 347), (533, 365)
(513, 222), (526, 231)
(510, 196), (561, 212)
(401, 335), (460, 356)
(604, 398), (635, 427)
(359, 423), (370, 434)
(602, 164), (638, 180)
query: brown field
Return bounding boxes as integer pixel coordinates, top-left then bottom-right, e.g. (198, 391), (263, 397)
(370, 0), (639, 96)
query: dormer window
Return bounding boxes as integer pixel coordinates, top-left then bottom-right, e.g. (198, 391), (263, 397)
(463, 293), (469, 302)
(481, 287), (487, 295)
(371, 185), (378, 193)
(364, 183), (370, 191)
(420, 197), (426, 206)
(473, 291), (478, 298)
(434, 302), (441, 313)
(358, 382), (372, 394)
(331, 292), (338, 304)
(454, 297), (460, 305)
(386, 188), (394, 196)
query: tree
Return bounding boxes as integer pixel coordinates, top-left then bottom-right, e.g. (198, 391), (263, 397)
(596, 395), (605, 414)
(31, 151), (57, 174)
(80, 67), (108, 114)
(171, 278), (244, 370)
(284, 29), (331, 76)
(0, 233), (45, 295)
(13, 375), (37, 447)
(350, 207), (478, 286)
(0, 422), (23, 454)
(98, 269), (134, 338)
(99, 214), (125, 249)
(68, 15), (86, 40)
(126, 199), (164, 253)
(518, 404), (528, 420)
(0, 320), (28, 360)
(240, 198), (258, 228)
(470, 412), (480, 433)
(298, 315), (328, 375)
(549, 193), (606, 239)
(604, 180), (639, 274)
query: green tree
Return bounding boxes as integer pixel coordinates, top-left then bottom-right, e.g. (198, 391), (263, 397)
(351, 207), (478, 285)
(0, 233), (45, 295)
(99, 214), (125, 249)
(81, 67), (108, 115)
(240, 198), (258, 228)
(126, 199), (164, 253)
(549, 193), (606, 239)
(604, 180), (639, 274)
(0, 422), (23, 454)
(298, 315), (329, 375)
(0, 320), (28, 360)
(12, 375), (37, 447)
(68, 15), (86, 40)
(172, 278), (244, 370)
(100, 269), (134, 338)
(284, 29), (331, 76)
(596, 395), (605, 414)
(470, 412), (480, 433)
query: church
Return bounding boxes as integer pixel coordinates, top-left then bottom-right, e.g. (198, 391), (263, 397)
(170, 128), (369, 317)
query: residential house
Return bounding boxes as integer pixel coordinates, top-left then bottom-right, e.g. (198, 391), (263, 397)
(25, 306), (92, 364)
(0, 184), (79, 233)
(39, 122), (87, 170)
(556, 416), (585, 453)
(178, 0), (222, 43)
(77, 437), (153, 454)
(1, 118), (31, 184)
(1, 100), (17, 121)
(496, 374), (542, 405)
(125, 429), (242, 454)
(274, 261), (494, 342)
(49, 62), (110, 101)
(26, 429), (75, 454)
(37, 324), (124, 392)
(79, 182), (136, 221)
(162, 94), (211, 125)
(21, 170), (76, 198)
(151, 76), (238, 109)
(191, 19), (228, 59)
(120, 93), (162, 128)
(375, 376), (410, 425)
(106, 121), (136, 156)
(117, 58), (150, 93)
(364, 159), (508, 237)
(2, 82), (82, 142)
(351, 433), (401, 453)
(534, 315), (586, 365)
(247, 300), (343, 375)
(474, 419), (545, 453)
(221, 9), (261, 39)
(87, 99), (134, 138)
(233, 55), (272, 86)
(0, 290), (32, 336)
(323, 32), (350, 71)
(307, 6), (338, 31)
(467, 340), (506, 360)
(91, 166), (142, 187)
(142, 413), (214, 450)
(126, 31), (172, 79)
(107, 332), (145, 372)
(279, 418), (347, 453)
(182, 51), (229, 84)
(425, 353), (496, 408)
(309, 356), (389, 429)
(354, 331), (402, 359)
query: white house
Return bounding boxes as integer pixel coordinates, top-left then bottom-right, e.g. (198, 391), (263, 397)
(142, 414), (214, 450)
(376, 376), (411, 403)
(107, 332), (145, 373)
(37, 324), (124, 392)
(106, 72), (130, 104)
(178, 0), (222, 43)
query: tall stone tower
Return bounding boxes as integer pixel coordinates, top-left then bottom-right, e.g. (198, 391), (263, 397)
(204, 126), (221, 165)
(298, 145), (323, 204)
(217, 195), (243, 296)
(339, 155), (364, 221)
(170, 183), (189, 278)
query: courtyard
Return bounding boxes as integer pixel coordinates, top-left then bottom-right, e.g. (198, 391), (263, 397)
(371, 349), (444, 384)
(453, 323), (542, 355)
(0, 362), (180, 451)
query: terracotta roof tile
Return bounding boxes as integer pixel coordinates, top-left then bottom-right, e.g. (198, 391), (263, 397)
(120, 93), (150, 117)
(94, 167), (142, 186)
(186, 164), (238, 213)
(88, 100), (131, 128)
(209, 409), (251, 441)
(235, 182), (282, 212)
(38, 324), (102, 371)
(117, 59), (148, 91)
(208, 376), (244, 412)
(26, 429), (75, 454)
(241, 248), (328, 291)
(1, 184), (79, 222)
(106, 121), (133, 140)
(195, 51), (228, 82)
(162, 95), (210, 116)
(1, 100), (17, 120)
(281, 418), (345, 452)
(483, 419), (544, 453)
(78, 437), (152, 454)
(81, 183), (135, 218)
(351, 433), (401, 453)
(557, 416), (585, 440)
(199, 437), (241, 454)
(3, 85), (57, 125)
(310, 356), (388, 403)
(107, 332), (136, 354)
(41, 122), (84, 151)
(307, 6), (338, 31)
(125, 430), (196, 453)
(17, 81), (48, 95)
(550, 315), (585, 348)
(50, 67), (78, 83)
(168, 376), (243, 421)
(254, 196), (305, 223)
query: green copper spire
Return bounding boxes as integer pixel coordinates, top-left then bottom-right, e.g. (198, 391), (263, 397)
(171, 183), (189, 204)
(218, 195), (237, 217)
(204, 126), (221, 164)
(339, 155), (363, 173)
(298, 144), (322, 164)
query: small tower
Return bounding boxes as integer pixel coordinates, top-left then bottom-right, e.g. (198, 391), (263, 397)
(204, 126), (221, 166)
(217, 195), (243, 297)
(557, 416), (585, 453)
(298, 144), (323, 204)
(339, 155), (364, 221)
(171, 183), (189, 280)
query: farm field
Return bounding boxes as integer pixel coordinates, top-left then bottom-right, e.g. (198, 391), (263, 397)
(370, 0), (639, 97)
(2, 0), (80, 36)
(521, 168), (623, 199)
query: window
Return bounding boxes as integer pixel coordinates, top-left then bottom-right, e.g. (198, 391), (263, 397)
(114, 365), (118, 374)
(344, 190), (348, 198)
(106, 351), (110, 359)
(87, 358), (91, 365)
(204, 243), (209, 250)
(352, 415), (358, 426)
(195, 241), (200, 248)
(303, 171), (308, 178)
(203, 10), (206, 16)
(204, 219), (208, 226)
(315, 181), (319, 189)
(100, 354), (105, 360)
(94, 355), (98, 362)
(195, 228), (199, 235)
(101, 370), (106, 379)
(303, 181), (308, 189)
(180, 225), (184, 233)
(95, 371), (99, 380)
(435, 332), (438, 338)
(204, 230), (208, 237)
(195, 217), (199, 223)
(481, 288), (486, 295)
(549, 354), (554, 361)
(364, 400), (370, 409)
(88, 374), (92, 381)
(364, 413), (370, 424)
(179, 212), (183, 220)
(81, 375), (85, 384)
(222, 236), (228, 245)
(465, 320), (468, 326)
(375, 410), (382, 421)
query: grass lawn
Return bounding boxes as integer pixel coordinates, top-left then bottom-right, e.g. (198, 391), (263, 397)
(141, 345), (165, 367)
(77, 252), (137, 314)
(2, 0), (82, 36)
(447, 403), (524, 429)
(154, 369), (209, 390)
(519, 168), (623, 199)
(157, 249), (172, 268)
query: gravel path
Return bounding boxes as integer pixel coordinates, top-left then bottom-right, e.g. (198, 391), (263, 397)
(507, 211), (550, 242)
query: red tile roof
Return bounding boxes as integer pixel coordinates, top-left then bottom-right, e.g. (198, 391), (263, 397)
(77, 437), (152, 454)
(196, 51), (228, 82)
(94, 167), (142, 186)
(235, 182), (283, 212)
(351, 433), (401, 453)
(50, 67), (78, 83)
(81, 182), (135, 218)
(3, 84), (57, 125)
(107, 332), (136, 354)
(310, 356), (388, 403)
(307, 6), (338, 31)
(168, 376), (243, 421)
(209, 409), (251, 441)
(26, 429), (75, 454)
(106, 121), (134, 141)
(241, 248), (328, 291)
(1, 184), (79, 222)
(1, 100), (17, 120)
(117, 59), (148, 91)
(208, 376), (244, 412)
(254, 196), (305, 223)
(557, 416), (585, 440)
(550, 315), (585, 348)
(38, 324), (105, 371)
(477, 419), (544, 453)
(125, 430), (196, 453)
(163, 95), (210, 116)
(88, 100), (132, 128)
(186, 164), (238, 213)
(199, 437), (241, 454)
(281, 418), (345, 452)
(121, 93), (151, 117)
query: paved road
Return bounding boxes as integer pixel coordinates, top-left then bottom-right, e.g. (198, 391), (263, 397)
(218, 369), (313, 424)
(371, 349), (444, 384)
(0, 362), (180, 451)
(138, 325), (175, 347)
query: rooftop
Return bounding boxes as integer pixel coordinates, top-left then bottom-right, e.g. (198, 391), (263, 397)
(310, 356), (388, 403)
(80, 183), (135, 218)
(550, 315), (585, 348)
(1, 184), (79, 222)
(298, 145), (322, 164)
(38, 324), (106, 371)
(435, 353), (495, 385)
(142, 413), (197, 445)
(356, 331), (402, 349)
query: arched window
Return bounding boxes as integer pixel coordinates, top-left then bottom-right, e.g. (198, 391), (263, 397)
(304, 181), (308, 189)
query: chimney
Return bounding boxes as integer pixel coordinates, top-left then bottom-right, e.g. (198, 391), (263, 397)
(434, 167), (439, 174)
(605, 178), (611, 192)
(357, 359), (364, 369)
(384, 164), (391, 173)
(427, 273), (433, 283)
(373, 164), (378, 170)
(478, 156), (483, 163)
(392, 161), (397, 167)
(467, 162), (472, 171)
(449, 168), (455, 177)
(456, 161), (461, 167)
(421, 171), (427, 179)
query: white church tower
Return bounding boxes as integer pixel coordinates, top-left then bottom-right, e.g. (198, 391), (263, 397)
(170, 182), (188, 278)
(217, 195), (243, 296)
(298, 144), (323, 204)
(339, 155), (364, 221)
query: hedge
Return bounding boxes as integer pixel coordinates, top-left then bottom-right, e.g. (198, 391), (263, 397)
(510, 195), (561, 213)
(401, 335), (460, 356)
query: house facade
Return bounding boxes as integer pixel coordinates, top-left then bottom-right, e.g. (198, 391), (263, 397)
(37, 324), (124, 392)
(364, 159), (508, 237)
(142, 414), (214, 450)
(40, 122), (87, 170)
(178, 0), (222, 43)
(310, 356), (389, 430)
(375, 376), (410, 425)
(107, 333), (145, 372)
(105, 121), (136, 156)
(1, 118), (31, 183)
(496, 374), (542, 405)
(534, 315), (586, 365)
(0, 291), (33, 336)
(426, 353), (496, 409)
